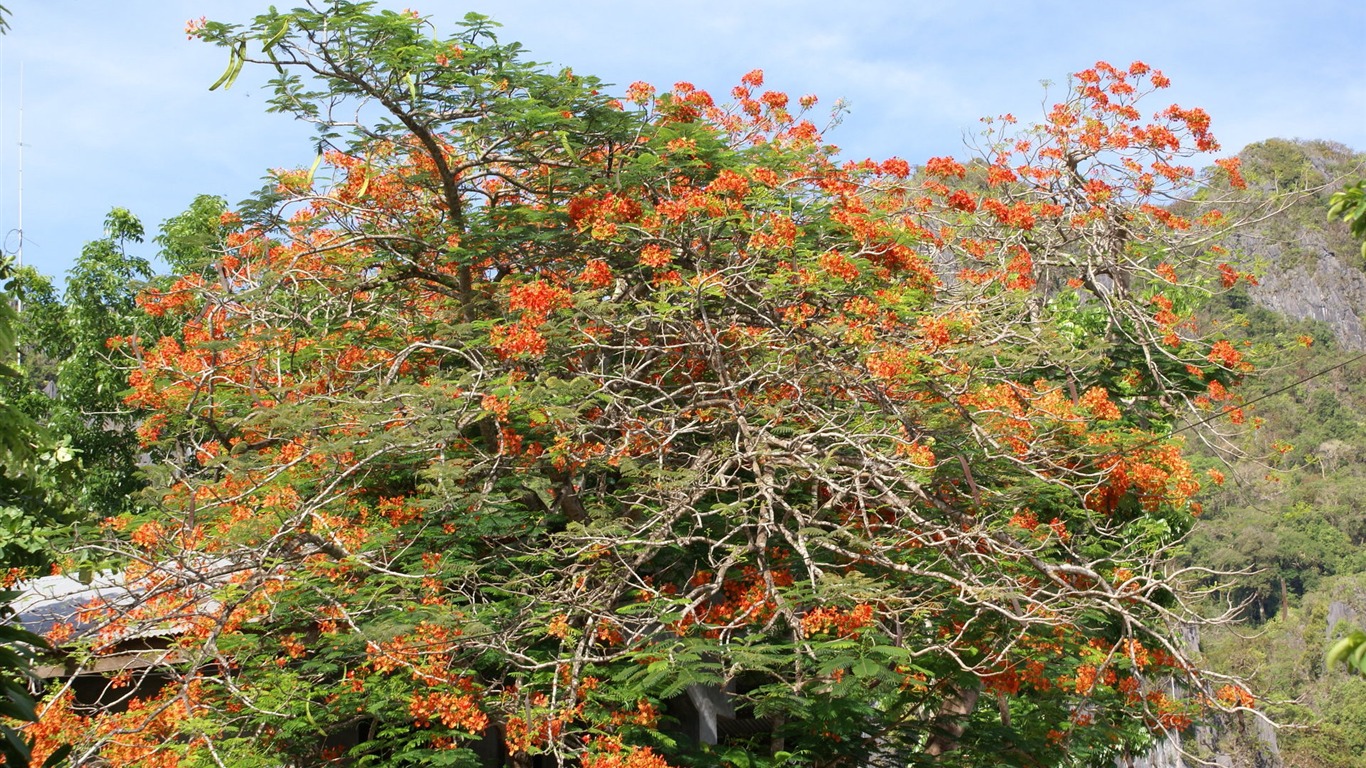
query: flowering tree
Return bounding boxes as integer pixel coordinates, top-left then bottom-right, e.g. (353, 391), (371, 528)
(32, 4), (1261, 766)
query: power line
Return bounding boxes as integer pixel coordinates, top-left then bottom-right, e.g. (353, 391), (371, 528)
(1138, 347), (1366, 452)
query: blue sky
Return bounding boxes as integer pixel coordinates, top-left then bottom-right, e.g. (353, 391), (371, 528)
(0, 1), (1362, 282)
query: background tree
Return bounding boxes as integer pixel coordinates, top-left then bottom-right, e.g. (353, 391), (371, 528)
(55, 209), (154, 523)
(0, 199), (227, 767)
(33, 4), (1264, 767)
(0, 208), (175, 574)
(0, 257), (74, 768)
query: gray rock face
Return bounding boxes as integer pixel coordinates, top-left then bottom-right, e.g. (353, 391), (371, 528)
(1247, 237), (1366, 350)
(1118, 624), (1282, 768)
(1218, 138), (1366, 349)
(1326, 600), (1362, 639)
(1121, 720), (1280, 768)
(1121, 732), (1185, 768)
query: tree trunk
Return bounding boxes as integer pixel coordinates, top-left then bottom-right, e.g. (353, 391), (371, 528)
(924, 682), (982, 757)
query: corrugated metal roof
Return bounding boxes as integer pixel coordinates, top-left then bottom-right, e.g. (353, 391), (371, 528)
(9, 572), (132, 638)
(8, 559), (239, 645)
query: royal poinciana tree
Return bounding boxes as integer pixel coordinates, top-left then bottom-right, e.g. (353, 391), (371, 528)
(31, 4), (1262, 766)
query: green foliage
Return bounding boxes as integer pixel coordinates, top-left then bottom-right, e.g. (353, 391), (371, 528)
(155, 194), (229, 275)
(1328, 180), (1366, 260)
(1325, 629), (1366, 675)
(0, 260), (83, 569)
(0, 258), (77, 768)
(0, 201), (218, 575)
(1202, 577), (1366, 768)
(56, 211), (151, 522)
(0, 209), (158, 577)
(1183, 145), (1366, 767)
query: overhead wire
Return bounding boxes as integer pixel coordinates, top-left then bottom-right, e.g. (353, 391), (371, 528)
(1135, 347), (1366, 451)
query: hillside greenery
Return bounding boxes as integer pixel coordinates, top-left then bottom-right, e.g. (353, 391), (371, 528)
(1186, 138), (1366, 767)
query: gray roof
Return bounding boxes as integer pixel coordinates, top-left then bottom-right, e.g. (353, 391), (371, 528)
(8, 562), (233, 644)
(9, 572), (131, 639)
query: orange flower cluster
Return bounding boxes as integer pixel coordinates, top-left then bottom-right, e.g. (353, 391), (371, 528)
(638, 243), (672, 268)
(30, 683), (211, 768)
(581, 738), (672, 768)
(490, 321), (548, 359)
(546, 613), (572, 639)
(1213, 156), (1247, 189)
(982, 667), (1023, 696)
(1009, 509), (1040, 531)
(366, 621), (465, 678)
(1090, 441), (1200, 514)
(1148, 690), (1194, 731)
(135, 275), (205, 317)
(818, 250), (860, 281)
(706, 169), (751, 198)
(508, 280), (572, 322)
(578, 259), (614, 290)
(1214, 684), (1255, 709)
(567, 192), (643, 239)
(800, 603), (875, 638)
(979, 198), (1036, 230)
(1079, 386), (1122, 421)
(678, 567), (795, 633)
(409, 690), (490, 733)
(1074, 663), (1099, 694)
(130, 520), (166, 550)
(924, 156), (967, 179)
(609, 699), (661, 729)
(946, 190), (977, 213)
(1207, 339), (1250, 370)
(747, 213), (799, 251)
(898, 440), (937, 467)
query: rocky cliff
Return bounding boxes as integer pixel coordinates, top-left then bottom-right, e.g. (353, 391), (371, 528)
(1124, 137), (1366, 768)
(1248, 236), (1366, 350)
(1228, 139), (1366, 348)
